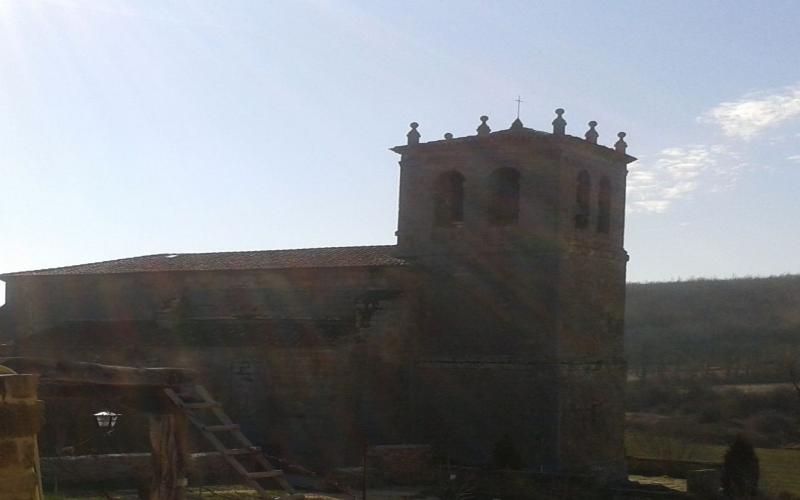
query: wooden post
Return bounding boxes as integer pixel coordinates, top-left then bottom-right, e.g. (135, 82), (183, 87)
(362, 443), (367, 500)
(149, 412), (189, 500)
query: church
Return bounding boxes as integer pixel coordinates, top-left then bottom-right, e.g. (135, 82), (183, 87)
(0, 109), (635, 480)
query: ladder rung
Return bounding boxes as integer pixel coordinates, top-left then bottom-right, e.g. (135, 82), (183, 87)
(182, 401), (221, 409)
(204, 424), (240, 432)
(176, 395), (203, 403)
(247, 470), (283, 479)
(225, 446), (261, 455)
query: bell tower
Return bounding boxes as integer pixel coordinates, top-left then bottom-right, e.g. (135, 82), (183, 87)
(391, 110), (637, 478)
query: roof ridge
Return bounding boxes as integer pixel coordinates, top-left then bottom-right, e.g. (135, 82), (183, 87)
(0, 253), (172, 277)
(162, 243), (396, 257)
(1, 244), (402, 278)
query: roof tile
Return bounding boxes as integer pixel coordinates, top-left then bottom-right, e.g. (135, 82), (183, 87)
(2, 245), (405, 277)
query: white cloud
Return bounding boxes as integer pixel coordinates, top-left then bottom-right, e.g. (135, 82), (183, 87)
(631, 84), (800, 215)
(627, 145), (742, 214)
(699, 83), (800, 140)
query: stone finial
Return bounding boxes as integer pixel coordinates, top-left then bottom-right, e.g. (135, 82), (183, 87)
(585, 120), (598, 144)
(444, 132), (453, 140)
(510, 117), (524, 130)
(477, 115), (491, 136)
(552, 108), (567, 135)
(614, 132), (627, 153)
(407, 122), (421, 145)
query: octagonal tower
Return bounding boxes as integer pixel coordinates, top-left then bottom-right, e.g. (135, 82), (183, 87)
(392, 111), (636, 479)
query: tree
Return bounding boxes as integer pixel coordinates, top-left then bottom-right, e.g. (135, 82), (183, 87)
(721, 434), (759, 499)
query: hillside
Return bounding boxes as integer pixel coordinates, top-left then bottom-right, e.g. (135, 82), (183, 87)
(625, 275), (800, 382)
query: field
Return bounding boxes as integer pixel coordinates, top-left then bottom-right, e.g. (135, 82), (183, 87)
(711, 383), (796, 394)
(627, 433), (800, 497)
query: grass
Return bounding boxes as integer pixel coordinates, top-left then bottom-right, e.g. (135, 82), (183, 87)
(711, 383), (795, 394)
(626, 432), (800, 497)
(44, 487), (345, 499)
(44, 487), (282, 499)
(628, 475), (686, 493)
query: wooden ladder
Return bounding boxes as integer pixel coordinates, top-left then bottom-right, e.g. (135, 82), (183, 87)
(164, 384), (299, 499)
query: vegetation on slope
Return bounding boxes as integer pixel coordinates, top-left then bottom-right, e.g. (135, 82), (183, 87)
(625, 274), (800, 382)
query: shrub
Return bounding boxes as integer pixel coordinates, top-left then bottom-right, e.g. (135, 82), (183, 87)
(722, 434), (759, 499)
(750, 411), (795, 436)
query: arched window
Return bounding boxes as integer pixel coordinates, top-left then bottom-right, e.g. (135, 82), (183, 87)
(488, 168), (520, 225)
(434, 171), (465, 227)
(575, 170), (591, 229)
(597, 176), (611, 234)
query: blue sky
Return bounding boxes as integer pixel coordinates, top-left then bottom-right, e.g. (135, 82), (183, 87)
(0, 0), (799, 295)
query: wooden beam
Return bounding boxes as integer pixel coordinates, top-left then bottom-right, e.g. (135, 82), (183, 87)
(149, 412), (189, 500)
(0, 357), (197, 388)
(39, 384), (180, 414)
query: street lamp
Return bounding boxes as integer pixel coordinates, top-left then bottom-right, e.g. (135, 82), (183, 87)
(93, 411), (121, 431)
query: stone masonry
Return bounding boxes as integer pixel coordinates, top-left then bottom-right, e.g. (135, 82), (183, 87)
(0, 373), (44, 500)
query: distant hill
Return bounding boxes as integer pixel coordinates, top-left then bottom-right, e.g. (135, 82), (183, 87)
(625, 275), (800, 382)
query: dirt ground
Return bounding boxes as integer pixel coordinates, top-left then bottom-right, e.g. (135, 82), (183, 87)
(628, 474), (686, 493)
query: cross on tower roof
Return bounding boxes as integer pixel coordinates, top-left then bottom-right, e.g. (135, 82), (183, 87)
(514, 95), (524, 119)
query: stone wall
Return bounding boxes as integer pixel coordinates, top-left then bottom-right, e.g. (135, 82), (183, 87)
(626, 456), (721, 479)
(365, 444), (433, 486)
(554, 240), (627, 479)
(0, 373), (43, 500)
(41, 452), (238, 489)
(9, 265), (417, 471)
(3, 266), (405, 340)
(395, 137), (563, 258)
(413, 360), (558, 469)
(405, 245), (563, 471)
(32, 343), (409, 471)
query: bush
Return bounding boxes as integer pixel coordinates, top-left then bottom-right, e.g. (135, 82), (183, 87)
(751, 411), (795, 436)
(626, 380), (800, 449)
(722, 434), (759, 499)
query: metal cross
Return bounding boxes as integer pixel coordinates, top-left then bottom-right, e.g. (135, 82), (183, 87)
(514, 95), (524, 119)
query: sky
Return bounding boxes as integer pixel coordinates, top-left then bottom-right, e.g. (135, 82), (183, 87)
(0, 0), (799, 298)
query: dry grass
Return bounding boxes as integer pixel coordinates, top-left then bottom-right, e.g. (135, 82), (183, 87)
(711, 383), (795, 394)
(628, 475), (686, 492)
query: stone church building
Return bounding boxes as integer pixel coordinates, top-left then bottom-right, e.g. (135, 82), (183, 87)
(0, 110), (635, 479)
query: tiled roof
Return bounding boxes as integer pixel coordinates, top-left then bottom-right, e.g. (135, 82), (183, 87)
(2, 245), (406, 277)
